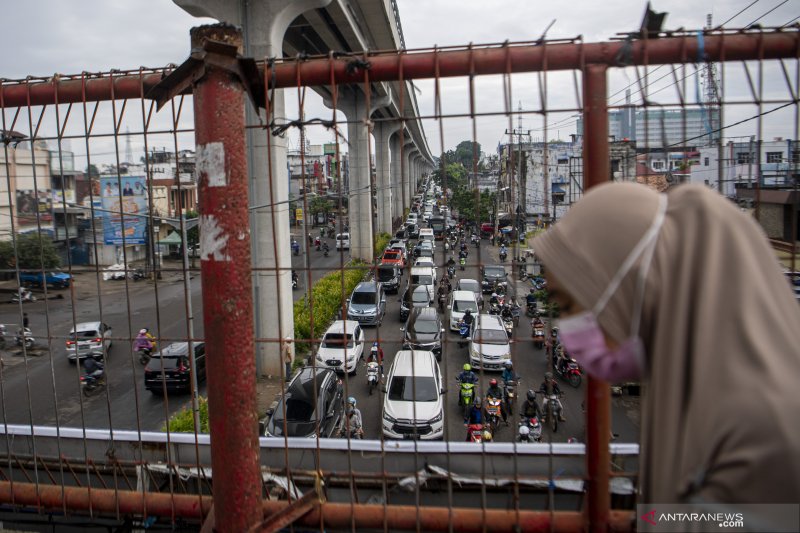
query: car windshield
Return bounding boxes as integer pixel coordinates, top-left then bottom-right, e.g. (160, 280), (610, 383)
(411, 288), (429, 303)
(453, 300), (478, 313)
(322, 333), (354, 349)
(74, 330), (100, 339)
(388, 375), (438, 402)
(277, 398), (317, 422)
(473, 329), (509, 345)
(384, 251), (400, 259)
(411, 318), (439, 334)
(411, 275), (433, 285)
(377, 268), (396, 282)
(351, 291), (376, 305)
(336, 235), (348, 241)
(484, 267), (505, 277)
(458, 281), (480, 293)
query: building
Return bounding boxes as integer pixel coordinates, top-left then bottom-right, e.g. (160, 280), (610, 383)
(0, 140), (53, 238)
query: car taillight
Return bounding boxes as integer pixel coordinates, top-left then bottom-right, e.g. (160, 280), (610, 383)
(93, 337), (102, 343)
(178, 362), (187, 372)
(66, 340), (75, 346)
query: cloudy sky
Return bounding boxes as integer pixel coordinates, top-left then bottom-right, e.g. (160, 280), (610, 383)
(1, 0), (797, 165)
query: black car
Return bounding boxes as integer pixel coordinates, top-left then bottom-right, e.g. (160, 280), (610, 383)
(394, 228), (408, 240)
(263, 367), (344, 438)
(402, 307), (444, 360)
(413, 240), (434, 258)
(406, 223), (420, 239)
(377, 264), (402, 294)
(398, 282), (431, 321)
(144, 342), (206, 394)
(481, 265), (508, 293)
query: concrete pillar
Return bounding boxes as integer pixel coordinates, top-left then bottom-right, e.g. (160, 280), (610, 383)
(375, 121), (400, 235)
(390, 132), (404, 224)
(324, 90), (373, 261)
(176, 0), (333, 376)
(406, 147), (418, 206)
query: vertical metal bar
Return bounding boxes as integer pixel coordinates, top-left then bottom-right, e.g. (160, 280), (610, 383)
(581, 63), (611, 532)
(190, 24), (260, 532)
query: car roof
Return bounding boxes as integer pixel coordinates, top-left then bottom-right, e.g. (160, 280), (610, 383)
(325, 320), (361, 334)
(475, 313), (504, 330)
(390, 350), (437, 377)
(291, 366), (337, 398)
(353, 281), (380, 292)
(457, 278), (479, 286)
(409, 306), (439, 322)
(155, 342), (205, 357)
(451, 290), (476, 301)
(70, 321), (103, 332)
(411, 266), (435, 275)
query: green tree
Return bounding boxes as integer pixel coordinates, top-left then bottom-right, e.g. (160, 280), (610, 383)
(308, 196), (332, 217)
(185, 210), (199, 249)
(450, 189), (495, 224)
(0, 233), (61, 271)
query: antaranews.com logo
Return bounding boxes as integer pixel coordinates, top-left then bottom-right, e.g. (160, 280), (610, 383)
(636, 504), (799, 532)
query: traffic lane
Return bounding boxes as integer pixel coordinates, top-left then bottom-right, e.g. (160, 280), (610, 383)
(291, 235), (351, 301)
(0, 278), (206, 430)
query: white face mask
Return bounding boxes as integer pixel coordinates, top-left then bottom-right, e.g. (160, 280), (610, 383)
(558, 195), (667, 382)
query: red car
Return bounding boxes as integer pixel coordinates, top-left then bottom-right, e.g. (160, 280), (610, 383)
(381, 248), (405, 267)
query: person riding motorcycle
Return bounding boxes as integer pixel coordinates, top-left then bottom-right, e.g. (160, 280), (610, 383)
(446, 257), (456, 270)
(440, 273), (452, 292)
(322, 242), (330, 255)
(489, 292), (500, 309)
(526, 288), (537, 307)
(291, 269), (299, 285)
(343, 396), (364, 438)
(457, 363), (478, 386)
(464, 397), (484, 440)
(521, 389), (542, 420)
(437, 284), (448, 312)
(501, 361), (518, 385)
(458, 249), (468, 260)
(83, 357), (104, 380)
(538, 372), (566, 422)
(368, 341), (384, 375)
(485, 378), (508, 424)
(461, 308), (474, 328)
(500, 303), (513, 321)
(134, 328), (155, 354)
(499, 244), (507, 256)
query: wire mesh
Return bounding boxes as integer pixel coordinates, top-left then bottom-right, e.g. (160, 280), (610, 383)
(0, 20), (797, 532)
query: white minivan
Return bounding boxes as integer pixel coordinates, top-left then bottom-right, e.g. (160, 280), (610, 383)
(315, 320), (365, 374)
(410, 266), (436, 299)
(382, 350), (445, 440)
(468, 314), (512, 371)
(336, 232), (350, 250)
(448, 290), (479, 331)
(418, 228), (435, 245)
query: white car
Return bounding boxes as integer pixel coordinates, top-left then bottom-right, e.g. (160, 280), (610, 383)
(413, 257), (437, 279)
(315, 320), (365, 374)
(66, 321), (113, 362)
(448, 290), (479, 331)
(336, 233), (350, 250)
(468, 314), (512, 371)
(410, 266), (436, 300)
(382, 350), (445, 440)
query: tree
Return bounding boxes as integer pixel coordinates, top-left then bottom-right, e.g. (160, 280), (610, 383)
(185, 210), (199, 249)
(447, 140), (482, 169)
(450, 189), (495, 224)
(308, 196), (332, 217)
(0, 233), (61, 271)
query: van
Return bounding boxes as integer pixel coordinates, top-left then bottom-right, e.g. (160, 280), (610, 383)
(410, 266), (435, 299)
(418, 228), (435, 244)
(346, 281), (386, 326)
(336, 233), (351, 250)
(381, 350), (445, 440)
(468, 314), (512, 371)
(448, 290), (479, 331)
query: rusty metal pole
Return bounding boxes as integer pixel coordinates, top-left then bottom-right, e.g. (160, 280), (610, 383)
(582, 63), (611, 532)
(191, 24), (261, 531)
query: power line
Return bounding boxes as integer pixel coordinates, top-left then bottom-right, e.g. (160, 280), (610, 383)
(717, 0), (761, 27)
(745, 0), (789, 27)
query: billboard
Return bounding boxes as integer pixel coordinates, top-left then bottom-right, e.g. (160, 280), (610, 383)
(16, 189), (53, 224)
(100, 176), (148, 245)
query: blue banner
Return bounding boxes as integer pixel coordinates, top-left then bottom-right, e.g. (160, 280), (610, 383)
(100, 176), (148, 245)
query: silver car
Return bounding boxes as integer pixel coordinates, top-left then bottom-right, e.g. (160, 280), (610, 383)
(66, 321), (113, 361)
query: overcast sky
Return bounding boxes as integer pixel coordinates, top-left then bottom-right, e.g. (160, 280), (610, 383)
(1, 0), (797, 165)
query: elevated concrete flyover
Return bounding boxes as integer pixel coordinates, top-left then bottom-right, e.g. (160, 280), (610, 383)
(175, 0), (434, 375)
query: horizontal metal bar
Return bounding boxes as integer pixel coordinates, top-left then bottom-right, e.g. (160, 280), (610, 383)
(0, 424), (639, 455)
(0, 481), (634, 531)
(0, 31), (795, 108)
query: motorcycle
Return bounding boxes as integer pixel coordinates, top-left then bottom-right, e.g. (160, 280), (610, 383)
(541, 392), (563, 432)
(12, 288), (36, 303)
(457, 320), (471, 348)
(488, 301), (501, 316)
(366, 361), (380, 395)
(485, 396), (503, 435)
(525, 301), (538, 317)
(457, 379), (476, 417)
(554, 357), (583, 388)
(315, 237), (321, 251)
(503, 379), (518, 416)
(81, 369), (106, 398)
(323, 245), (329, 257)
(447, 265), (456, 278)
(459, 257), (466, 271)
(466, 423), (484, 443)
(499, 250), (507, 262)
(15, 327), (34, 349)
(501, 313), (514, 337)
(518, 416), (543, 442)
(292, 277), (298, 290)
(532, 322), (545, 349)
(291, 241), (300, 256)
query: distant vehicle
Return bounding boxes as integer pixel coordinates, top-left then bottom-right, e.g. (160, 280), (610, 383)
(144, 342), (207, 394)
(336, 233), (351, 250)
(413, 257), (437, 279)
(428, 215), (446, 240)
(448, 290), (479, 331)
(381, 248), (405, 267)
(66, 322), (113, 362)
(418, 228), (435, 244)
(406, 223), (420, 239)
(382, 350), (445, 440)
(263, 367), (344, 438)
(481, 265), (508, 293)
(315, 320), (365, 375)
(20, 271), (72, 289)
(410, 266), (436, 298)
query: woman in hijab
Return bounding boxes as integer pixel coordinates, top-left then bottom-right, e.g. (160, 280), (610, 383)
(532, 182), (800, 505)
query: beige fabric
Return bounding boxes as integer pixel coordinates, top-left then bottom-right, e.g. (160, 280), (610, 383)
(532, 182), (800, 503)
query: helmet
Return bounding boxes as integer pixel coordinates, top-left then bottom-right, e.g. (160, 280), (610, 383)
(518, 425), (530, 437)
(527, 389), (535, 402)
(372, 341), (378, 347)
(552, 326), (559, 335)
(483, 430), (493, 441)
(347, 396), (357, 407)
(464, 309), (472, 316)
(491, 292), (497, 298)
(530, 288), (535, 294)
(473, 396), (482, 407)
(489, 378), (498, 387)
(544, 372), (553, 381)
(504, 361), (513, 369)
(463, 363), (472, 371)
(138, 329), (147, 335)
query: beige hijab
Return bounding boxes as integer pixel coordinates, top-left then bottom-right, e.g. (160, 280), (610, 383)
(532, 182), (800, 503)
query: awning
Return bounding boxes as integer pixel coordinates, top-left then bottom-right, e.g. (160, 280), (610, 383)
(157, 231), (182, 245)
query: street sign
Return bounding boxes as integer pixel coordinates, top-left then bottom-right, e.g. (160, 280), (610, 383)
(295, 208), (304, 221)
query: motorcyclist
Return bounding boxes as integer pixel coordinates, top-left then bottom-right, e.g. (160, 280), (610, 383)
(437, 284), (448, 312)
(458, 249), (467, 261)
(500, 303), (513, 321)
(291, 270), (299, 285)
(343, 396), (364, 438)
(291, 239), (300, 255)
(457, 363), (478, 386)
(485, 378), (508, 424)
(134, 328), (155, 355)
(461, 308), (474, 329)
(526, 288), (537, 307)
(464, 396), (484, 440)
(499, 244), (507, 257)
(368, 341), (384, 375)
(521, 389), (542, 420)
(315, 236), (321, 250)
(83, 357), (104, 380)
(538, 372), (566, 422)
(501, 361), (518, 385)
(322, 242), (330, 255)
(440, 273), (452, 292)
(446, 257), (456, 270)
(489, 292), (500, 308)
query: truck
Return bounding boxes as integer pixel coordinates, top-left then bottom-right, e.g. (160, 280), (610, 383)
(429, 215), (446, 240)
(20, 271), (72, 289)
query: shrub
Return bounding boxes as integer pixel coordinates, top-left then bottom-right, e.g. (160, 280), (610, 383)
(373, 232), (391, 257)
(164, 397), (209, 433)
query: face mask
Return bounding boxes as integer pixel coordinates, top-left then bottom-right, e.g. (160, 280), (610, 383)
(558, 195), (667, 382)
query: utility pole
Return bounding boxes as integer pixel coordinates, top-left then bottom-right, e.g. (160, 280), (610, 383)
(505, 102), (531, 251)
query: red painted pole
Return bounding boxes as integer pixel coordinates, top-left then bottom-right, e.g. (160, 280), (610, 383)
(191, 24), (261, 532)
(582, 63), (612, 532)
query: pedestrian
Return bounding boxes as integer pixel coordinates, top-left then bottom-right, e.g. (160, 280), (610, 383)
(282, 337), (293, 382)
(22, 313), (29, 329)
(532, 182), (800, 507)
